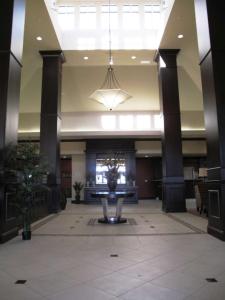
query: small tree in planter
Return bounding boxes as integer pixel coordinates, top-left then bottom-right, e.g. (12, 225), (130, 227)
(0, 143), (49, 240)
(102, 152), (124, 192)
(72, 182), (84, 204)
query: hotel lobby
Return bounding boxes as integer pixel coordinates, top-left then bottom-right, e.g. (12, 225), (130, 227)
(1, 0), (225, 299)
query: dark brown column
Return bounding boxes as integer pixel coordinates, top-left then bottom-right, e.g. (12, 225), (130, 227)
(194, 0), (225, 240)
(155, 50), (186, 212)
(0, 0), (26, 243)
(40, 50), (65, 213)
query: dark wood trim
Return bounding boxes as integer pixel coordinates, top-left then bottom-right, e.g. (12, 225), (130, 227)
(0, 0), (26, 243)
(40, 50), (64, 213)
(194, 0), (225, 240)
(155, 49), (186, 212)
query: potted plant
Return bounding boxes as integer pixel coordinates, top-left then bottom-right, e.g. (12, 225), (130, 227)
(72, 181), (84, 204)
(0, 143), (49, 240)
(102, 152), (124, 192)
(60, 189), (67, 210)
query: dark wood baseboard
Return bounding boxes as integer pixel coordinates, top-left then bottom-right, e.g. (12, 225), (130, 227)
(0, 227), (19, 244)
(208, 225), (225, 241)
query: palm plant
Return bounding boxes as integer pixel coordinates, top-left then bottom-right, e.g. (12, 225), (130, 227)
(0, 143), (49, 240)
(72, 181), (84, 203)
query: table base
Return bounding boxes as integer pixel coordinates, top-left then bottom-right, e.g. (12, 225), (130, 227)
(98, 217), (127, 224)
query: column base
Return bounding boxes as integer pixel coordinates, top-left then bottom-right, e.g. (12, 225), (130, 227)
(207, 180), (225, 241)
(0, 227), (18, 244)
(208, 225), (225, 241)
(162, 180), (186, 213)
(47, 185), (61, 213)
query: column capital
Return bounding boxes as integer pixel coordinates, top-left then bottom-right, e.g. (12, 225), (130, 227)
(154, 49), (180, 67)
(39, 50), (65, 63)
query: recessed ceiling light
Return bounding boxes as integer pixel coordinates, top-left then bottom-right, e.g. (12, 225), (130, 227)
(145, 155), (149, 158)
(131, 56), (136, 60)
(36, 36), (42, 41)
(83, 56), (89, 60)
(141, 60), (150, 64)
(177, 34), (184, 39)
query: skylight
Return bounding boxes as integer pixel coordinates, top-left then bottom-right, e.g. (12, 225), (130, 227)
(50, 0), (167, 50)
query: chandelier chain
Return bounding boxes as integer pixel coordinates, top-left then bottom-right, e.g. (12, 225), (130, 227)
(108, 0), (112, 65)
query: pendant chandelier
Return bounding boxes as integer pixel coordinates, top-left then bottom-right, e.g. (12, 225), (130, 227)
(89, 0), (132, 111)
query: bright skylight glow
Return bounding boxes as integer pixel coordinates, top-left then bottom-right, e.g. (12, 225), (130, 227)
(101, 115), (116, 130)
(54, 1), (164, 50)
(154, 114), (164, 130)
(119, 115), (134, 130)
(79, 6), (96, 29)
(77, 38), (95, 50)
(122, 5), (140, 30)
(136, 115), (151, 130)
(101, 5), (118, 29)
(58, 6), (74, 30)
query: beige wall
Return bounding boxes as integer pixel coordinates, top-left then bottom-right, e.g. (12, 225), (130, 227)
(61, 65), (160, 112)
(18, 110), (205, 137)
(135, 140), (206, 156)
(61, 142), (85, 155)
(59, 140), (206, 157)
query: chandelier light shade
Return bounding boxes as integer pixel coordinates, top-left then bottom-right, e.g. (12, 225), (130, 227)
(90, 66), (132, 110)
(89, 0), (132, 110)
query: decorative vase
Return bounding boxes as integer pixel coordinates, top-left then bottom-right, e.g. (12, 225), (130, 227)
(107, 179), (117, 192)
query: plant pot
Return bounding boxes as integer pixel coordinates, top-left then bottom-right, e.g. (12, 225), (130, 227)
(22, 230), (31, 240)
(60, 195), (67, 210)
(107, 179), (117, 192)
(71, 199), (80, 204)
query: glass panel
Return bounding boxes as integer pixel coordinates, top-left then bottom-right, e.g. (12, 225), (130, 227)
(56, 2), (163, 50)
(154, 114), (164, 129)
(96, 158), (126, 185)
(58, 6), (75, 30)
(124, 37), (142, 49)
(101, 14), (119, 30)
(136, 115), (151, 130)
(144, 5), (160, 29)
(119, 115), (134, 130)
(101, 115), (116, 130)
(79, 6), (96, 29)
(122, 5), (140, 30)
(101, 35), (119, 49)
(77, 38), (95, 50)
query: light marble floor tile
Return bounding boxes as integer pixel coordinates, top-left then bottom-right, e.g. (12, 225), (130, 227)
(119, 282), (187, 300)
(88, 272), (145, 296)
(27, 270), (82, 297)
(118, 261), (170, 282)
(1, 200), (225, 300)
(0, 283), (45, 300)
(46, 283), (117, 300)
(150, 270), (206, 296)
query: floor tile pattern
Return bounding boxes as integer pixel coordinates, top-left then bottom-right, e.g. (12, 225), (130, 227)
(0, 200), (225, 300)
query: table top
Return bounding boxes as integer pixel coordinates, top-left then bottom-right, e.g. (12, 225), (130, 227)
(91, 191), (134, 198)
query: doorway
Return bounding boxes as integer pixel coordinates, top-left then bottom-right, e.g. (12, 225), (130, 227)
(136, 157), (160, 199)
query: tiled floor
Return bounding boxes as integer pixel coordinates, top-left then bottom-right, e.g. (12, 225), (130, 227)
(1, 200), (225, 300)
